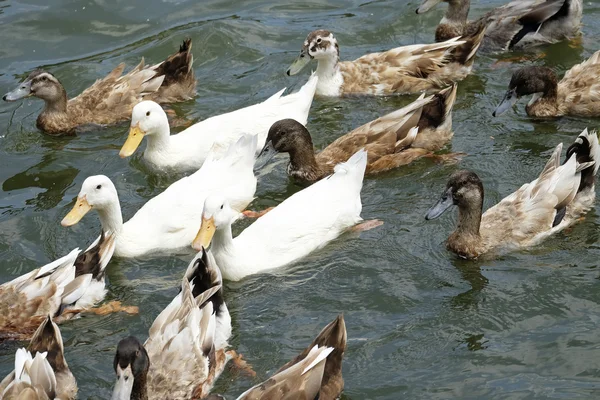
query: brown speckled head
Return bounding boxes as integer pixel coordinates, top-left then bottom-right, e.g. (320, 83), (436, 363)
(302, 29), (340, 60)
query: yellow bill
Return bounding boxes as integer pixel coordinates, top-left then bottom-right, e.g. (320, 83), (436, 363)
(61, 196), (92, 227)
(119, 124), (145, 158)
(192, 216), (215, 251)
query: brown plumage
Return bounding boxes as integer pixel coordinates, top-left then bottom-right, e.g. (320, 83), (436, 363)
(0, 316), (77, 400)
(494, 51), (600, 118)
(2, 39), (195, 135)
(425, 129), (600, 259)
(257, 85), (457, 185)
(238, 315), (347, 400)
(0, 232), (115, 342)
(287, 29), (484, 96)
(416, 0), (582, 51)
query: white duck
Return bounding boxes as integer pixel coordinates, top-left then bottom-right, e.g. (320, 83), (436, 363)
(193, 149), (368, 281)
(119, 73), (318, 172)
(0, 234), (115, 341)
(62, 135), (257, 258)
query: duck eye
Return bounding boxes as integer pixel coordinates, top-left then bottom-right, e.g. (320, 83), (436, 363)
(96, 185), (102, 190)
(146, 111), (151, 117)
(220, 204), (224, 210)
(317, 38), (322, 44)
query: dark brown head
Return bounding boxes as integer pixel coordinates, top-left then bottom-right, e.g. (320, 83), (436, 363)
(255, 119), (314, 169)
(287, 30), (340, 76)
(28, 316), (69, 373)
(425, 170), (484, 220)
(3, 70), (66, 106)
(493, 66), (558, 117)
(112, 336), (150, 400)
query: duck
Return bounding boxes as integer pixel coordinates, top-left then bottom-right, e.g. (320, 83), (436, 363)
(0, 316), (77, 399)
(425, 128), (599, 259)
(2, 39), (196, 135)
(493, 51), (600, 118)
(110, 249), (230, 400)
(192, 149), (368, 281)
(416, 0), (582, 51)
(0, 233), (115, 341)
(256, 84), (457, 185)
(61, 135), (257, 258)
(286, 27), (484, 96)
(118, 73), (318, 173)
(214, 315), (346, 400)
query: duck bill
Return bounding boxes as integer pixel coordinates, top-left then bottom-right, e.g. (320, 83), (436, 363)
(192, 216), (215, 251)
(286, 50), (311, 76)
(254, 140), (277, 169)
(111, 365), (134, 400)
(425, 188), (454, 220)
(493, 89), (518, 117)
(3, 80), (32, 101)
(61, 196), (92, 227)
(119, 124), (145, 158)
(416, 0), (442, 14)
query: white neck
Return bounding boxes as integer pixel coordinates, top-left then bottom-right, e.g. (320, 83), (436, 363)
(144, 122), (172, 159)
(315, 55), (343, 96)
(96, 199), (124, 236)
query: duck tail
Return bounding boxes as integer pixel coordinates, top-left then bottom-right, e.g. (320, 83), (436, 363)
(334, 148), (368, 177)
(28, 316), (68, 373)
(451, 22), (486, 67)
(565, 128), (600, 193)
(417, 83), (458, 133)
(184, 247), (224, 309)
(153, 38), (197, 101)
(277, 72), (318, 126)
(75, 231), (116, 280)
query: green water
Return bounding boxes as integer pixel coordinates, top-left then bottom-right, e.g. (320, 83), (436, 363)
(2, 0), (600, 398)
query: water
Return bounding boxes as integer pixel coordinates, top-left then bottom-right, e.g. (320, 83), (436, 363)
(2, 0), (600, 398)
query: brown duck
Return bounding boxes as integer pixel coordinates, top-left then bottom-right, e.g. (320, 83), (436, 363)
(3, 39), (196, 135)
(237, 314), (347, 400)
(0, 316), (78, 399)
(425, 129), (600, 259)
(256, 84), (457, 185)
(493, 50), (600, 118)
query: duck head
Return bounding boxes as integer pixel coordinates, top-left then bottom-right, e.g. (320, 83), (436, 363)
(192, 195), (240, 250)
(120, 101), (169, 158)
(493, 66), (558, 117)
(4, 70), (65, 102)
(61, 175), (119, 227)
(111, 336), (149, 400)
(287, 30), (340, 76)
(425, 170), (483, 220)
(255, 118), (314, 169)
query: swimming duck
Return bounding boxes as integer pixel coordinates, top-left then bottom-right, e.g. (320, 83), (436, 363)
(119, 74), (318, 173)
(192, 149), (368, 281)
(2, 39), (196, 135)
(256, 84), (457, 185)
(61, 135), (257, 258)
(0, 233), (115, 341)
(493, 51), (600, 118)
(0, 316), (77, 399)
(416, 0), (582, 51)
(425, 129), (599, 259)
(110, 252), (229, 400)
(286, 28), (484, 96)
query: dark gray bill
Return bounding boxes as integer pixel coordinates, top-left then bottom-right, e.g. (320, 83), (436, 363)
(286, 49), (311, 76)
(254, 140), (278, 169)
(425, 187), (454, 220)
(416, 0), (442, 14)
(3, 80), (32, 101)
(492, 88), (518, 117)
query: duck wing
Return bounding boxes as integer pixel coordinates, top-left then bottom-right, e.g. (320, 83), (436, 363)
(558, 51), (600, 117)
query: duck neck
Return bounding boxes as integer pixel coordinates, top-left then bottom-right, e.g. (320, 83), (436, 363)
(131, 373), (148, 400)
(96, 200), (124, 237)
(41, 87), (69, 116)
(144, 123), (172, 158)
(455, 201), (482, 238)
(444, 0), (470, 24)
(287, 140), (321, 180)
(526, 85), (559, 117)
(213, 223), (236, 256)
(315, 53), (342, 93)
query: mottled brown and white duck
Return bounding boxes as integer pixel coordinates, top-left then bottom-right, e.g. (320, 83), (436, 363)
(426, 129), (599, 259)
(494, 50), (600, 118)
(416, 0), (582, 51)
(286, 28), (485, 96)
(256, 84), (457, 185)
(3, 39), (196, 135)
